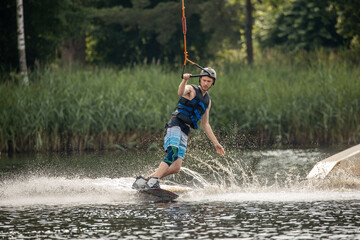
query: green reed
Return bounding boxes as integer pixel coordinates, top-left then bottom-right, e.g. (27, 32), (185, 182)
(1, 50), (359, 152)
(0, 65), (180, 152)
(213, 50), (360, 146)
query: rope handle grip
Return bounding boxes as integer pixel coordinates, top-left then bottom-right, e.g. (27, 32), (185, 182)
(182, 62), (211, 79)
(182, 63), (211, 79)
(190, 74), (208, 78)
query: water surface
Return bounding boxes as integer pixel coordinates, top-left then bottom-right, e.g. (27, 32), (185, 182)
(0, 148), (359, 239)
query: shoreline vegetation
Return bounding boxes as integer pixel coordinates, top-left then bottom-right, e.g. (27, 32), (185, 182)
(1, 49), (360, 153)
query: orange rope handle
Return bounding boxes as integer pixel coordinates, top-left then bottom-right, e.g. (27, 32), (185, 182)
(181, 0), (205, 78)
(182, 0), (188, 66)
(182, 2), (187, 35)
(182, 0), (197, 65)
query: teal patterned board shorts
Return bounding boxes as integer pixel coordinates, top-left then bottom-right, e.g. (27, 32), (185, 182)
(164, 126), (188, 159)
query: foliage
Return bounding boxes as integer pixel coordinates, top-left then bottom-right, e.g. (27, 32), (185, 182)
(214, 48), (360, 147)
(0, 0), (244, 70)
(88, 0), (185, 65)
(331, 0), (360, 49)
(256, 0), (344, 50)
(1, 0), (359, 71)
(0, 1), (17, 69)
(87, 0), (243, 66)
(0, 64), (177, 152)
(1, 49), (360, 152)
(199, 0), (243, 51)
(0, 0), (91, 70)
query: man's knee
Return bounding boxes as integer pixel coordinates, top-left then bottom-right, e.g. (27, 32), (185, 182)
(162, 146), (179, 166)
(171, 165), (181, 174)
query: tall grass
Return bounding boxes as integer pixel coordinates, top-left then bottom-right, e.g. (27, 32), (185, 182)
(0, 65), (180, 152)
(213, 49), (360, 146)
(1, 49), (359, 152)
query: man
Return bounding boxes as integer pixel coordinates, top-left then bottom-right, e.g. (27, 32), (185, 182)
(132, 67), (225, 189)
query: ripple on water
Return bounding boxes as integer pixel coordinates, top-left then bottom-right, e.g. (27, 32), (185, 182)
(0, 149), (359, 238)
(0, 200), (359, 239)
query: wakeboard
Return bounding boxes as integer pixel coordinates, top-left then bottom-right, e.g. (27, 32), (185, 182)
(138, 188), (179, 202)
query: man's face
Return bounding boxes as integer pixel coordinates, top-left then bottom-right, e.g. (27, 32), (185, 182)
(200, 76), (214, 91)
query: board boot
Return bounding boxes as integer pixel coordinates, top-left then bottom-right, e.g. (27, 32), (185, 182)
(145, 177), (160, 189)
(132, 176), (148, 190)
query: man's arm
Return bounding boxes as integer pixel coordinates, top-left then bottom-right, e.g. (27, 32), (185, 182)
(201, 101), (225, 156)
(178, 73), (192, 96)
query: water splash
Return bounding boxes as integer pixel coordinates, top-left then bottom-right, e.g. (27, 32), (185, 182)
(0, 176), (137, 206)
(174, 149), (360, 202)
(180, 167), (211, 187)
(0, 149), (359, 206)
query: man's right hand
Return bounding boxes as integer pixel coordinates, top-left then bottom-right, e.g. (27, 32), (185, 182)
(182, 73), (192, 81)
(214, 143), (225, 156)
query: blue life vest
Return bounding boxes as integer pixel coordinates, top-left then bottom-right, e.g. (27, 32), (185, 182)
(172, 85), (210, 129)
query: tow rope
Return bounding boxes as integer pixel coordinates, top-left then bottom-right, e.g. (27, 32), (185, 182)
(181, 0), (210, 79)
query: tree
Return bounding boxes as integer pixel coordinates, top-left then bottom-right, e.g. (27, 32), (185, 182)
(199, 0), (243, 54)
(1, 0), (247, 69)
(256, 0), (344, 51)
(331, 0), (360, 49)
(89, 0), (208, 66)
(87, 0), (244, 66)
(245, 0), (254, 64)
(16, 0), (28, 84)
(0, 0), (92, 71)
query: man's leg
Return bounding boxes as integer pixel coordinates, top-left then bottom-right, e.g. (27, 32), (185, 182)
(150, 125), (187, 179)
(145, 124), (187, 188)
(150, 157), (183, 179)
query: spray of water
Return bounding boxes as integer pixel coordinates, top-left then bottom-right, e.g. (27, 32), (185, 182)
(174, 149), (360, 200)
(0, 149), (359, 206)
(0, 175), (138, 206)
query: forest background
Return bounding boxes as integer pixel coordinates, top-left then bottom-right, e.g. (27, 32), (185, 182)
(0, 0), (360, 153)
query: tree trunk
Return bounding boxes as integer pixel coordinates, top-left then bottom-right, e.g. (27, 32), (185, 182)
(61, 38), (86, 66)
(245, 0), (254, 64)
(16, 0), (28, 84)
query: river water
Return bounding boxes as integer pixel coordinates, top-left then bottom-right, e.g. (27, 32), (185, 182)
(0, 148), (359, 239)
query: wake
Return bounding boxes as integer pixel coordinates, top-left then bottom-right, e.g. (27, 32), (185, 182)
(0, 176), (136, 207)
(1, 149), (359, 207)
(0, 173), (359, 207)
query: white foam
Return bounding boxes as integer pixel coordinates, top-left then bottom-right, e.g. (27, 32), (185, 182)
(181, 189), (360, 203)
(0, 176), (137, 207)
(1, 175), (359, 207)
